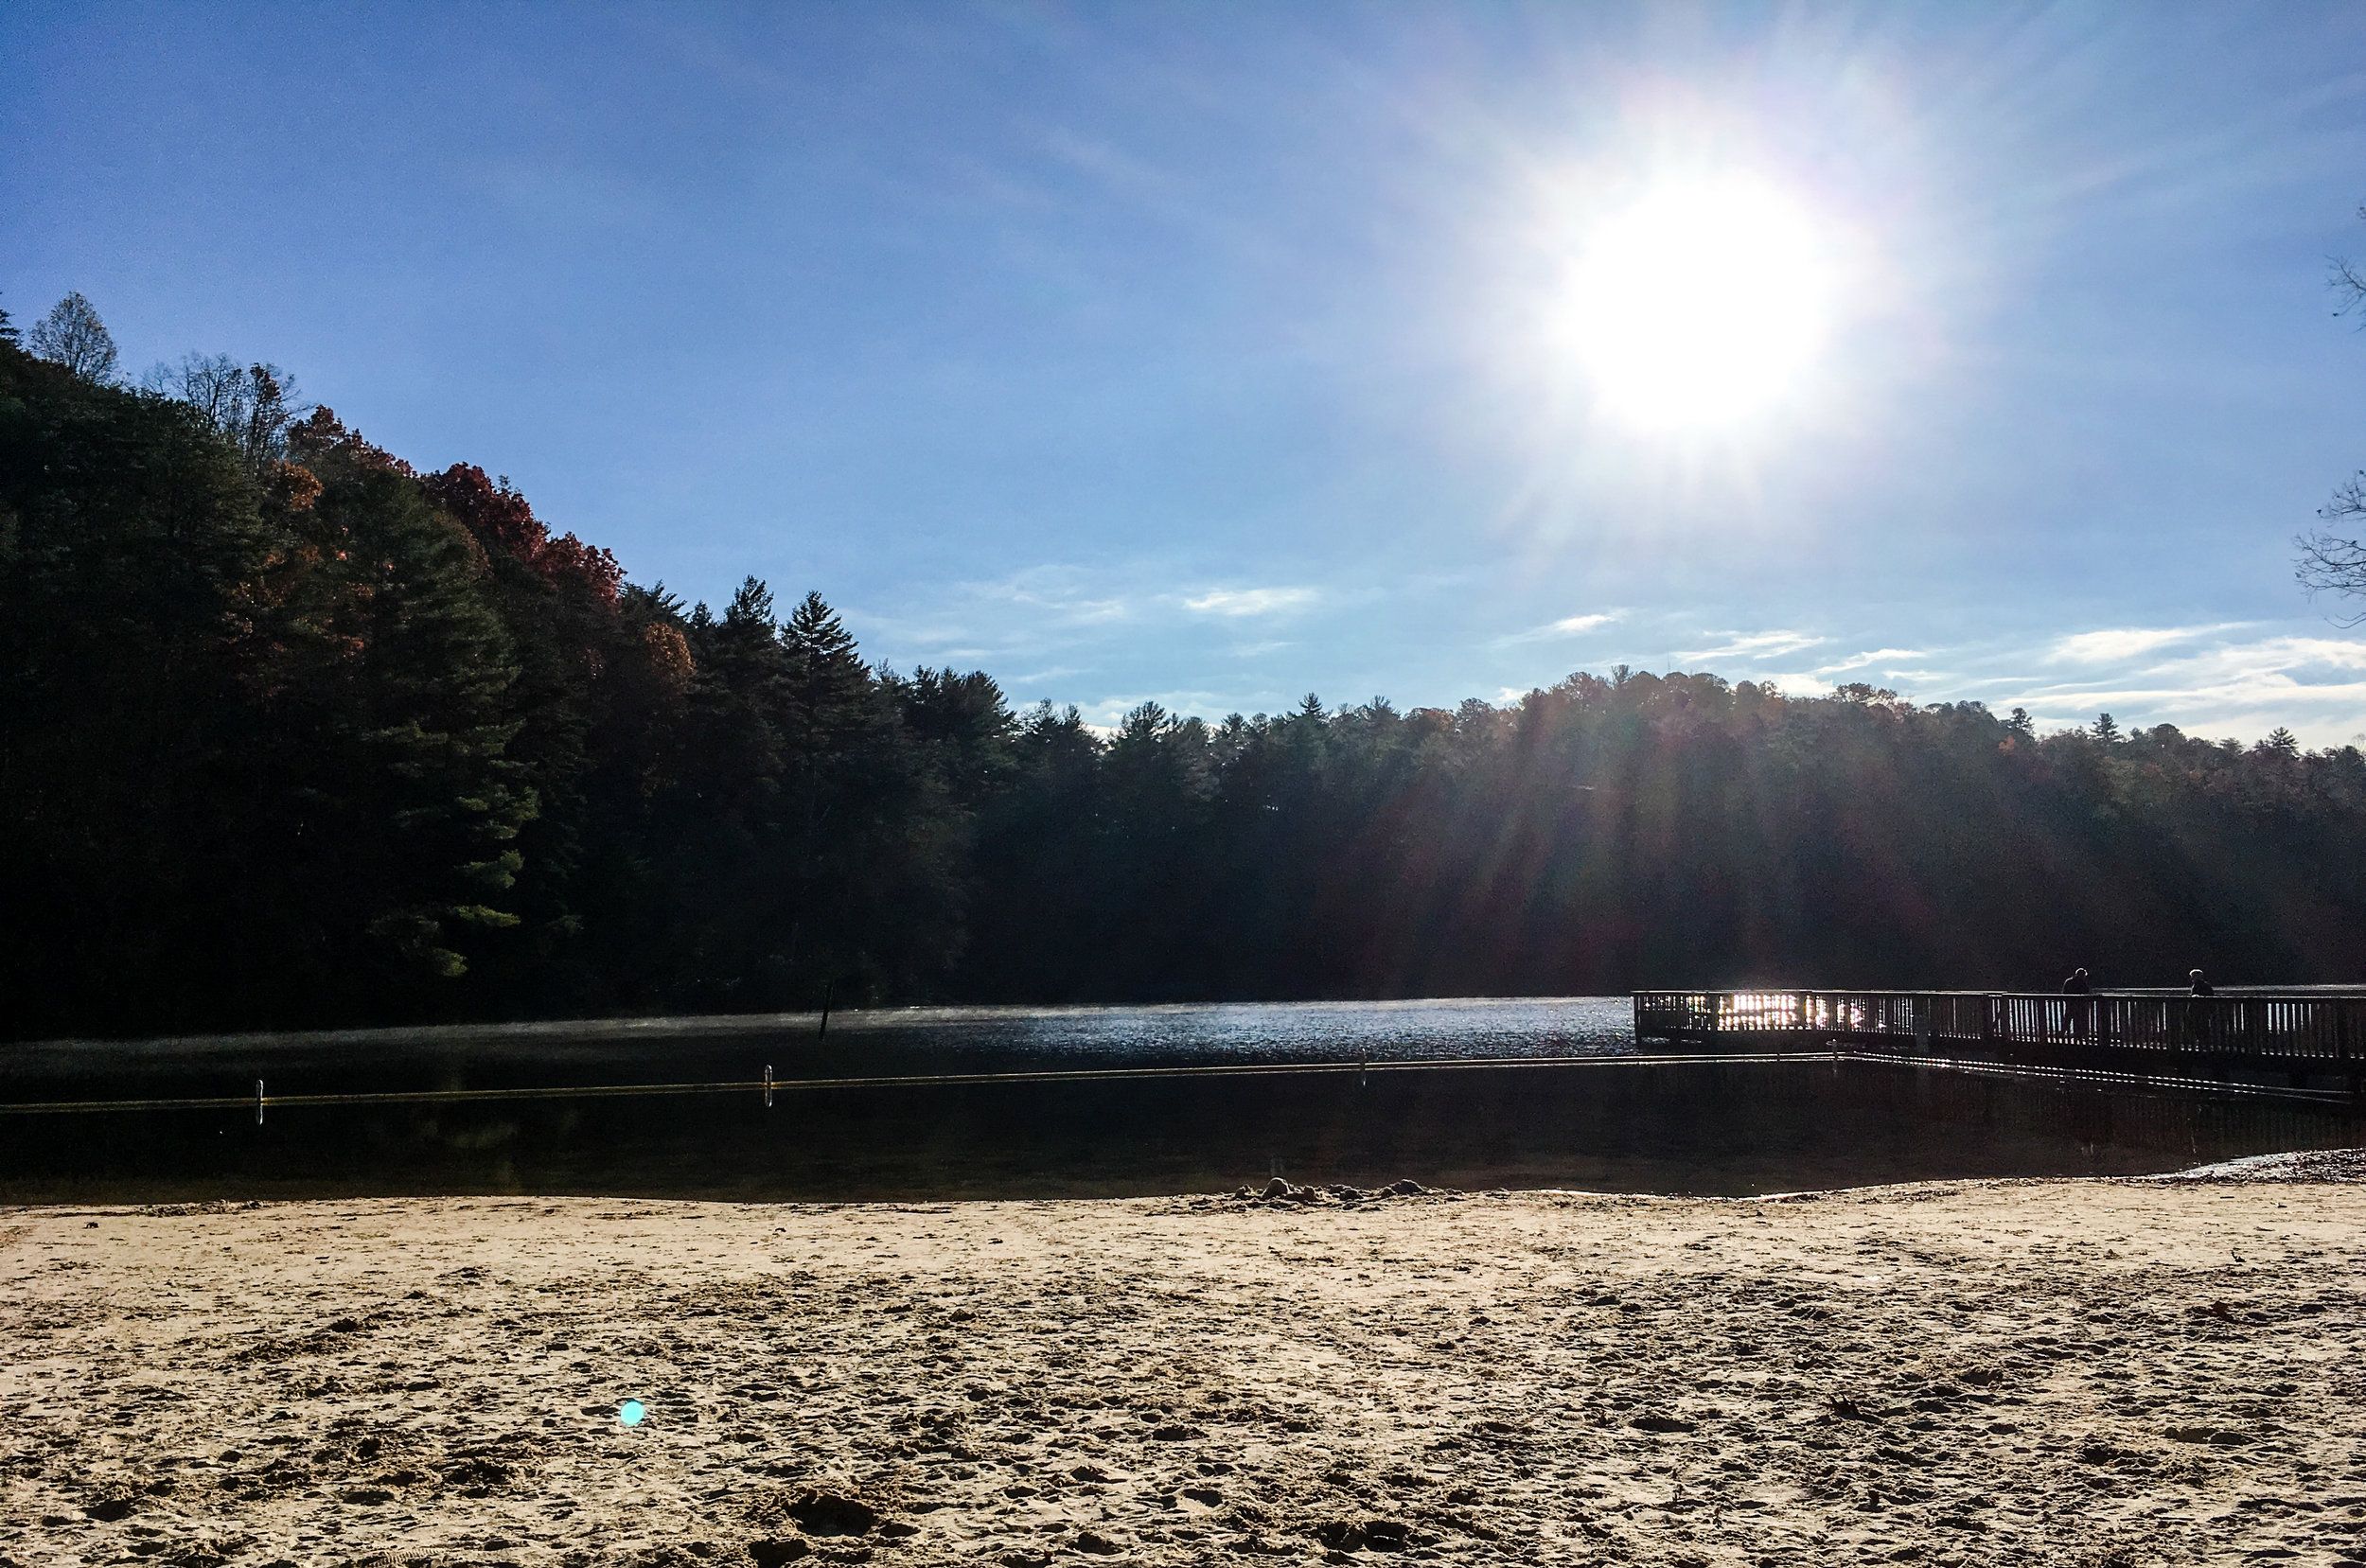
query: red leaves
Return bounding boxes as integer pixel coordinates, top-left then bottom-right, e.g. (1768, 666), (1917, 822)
(269, 461), (323, 512)
(425, 463), (621, 604)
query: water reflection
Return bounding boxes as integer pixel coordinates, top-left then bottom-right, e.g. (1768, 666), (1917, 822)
(5, 1057), (2355, 1205)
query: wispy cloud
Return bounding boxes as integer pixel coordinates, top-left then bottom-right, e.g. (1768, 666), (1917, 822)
(2048, 624), (2243, 665)
(1674, 630), (1825, 663)
(1494, 611), (1619, 646)
(1817, 647), (1926, 675)
(1183, 587), (1316, 617)
(846, 564), (1138, 675)
(970, 565), (1132, 624)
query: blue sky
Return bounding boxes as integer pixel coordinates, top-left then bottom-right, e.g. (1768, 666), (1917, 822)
(9, 3), (2366, 742)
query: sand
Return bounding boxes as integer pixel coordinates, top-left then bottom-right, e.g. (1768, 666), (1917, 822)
(5, 1162), (2364, 1568)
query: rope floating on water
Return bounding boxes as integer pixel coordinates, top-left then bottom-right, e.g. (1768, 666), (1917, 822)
(0, 1049), (2351, 1116)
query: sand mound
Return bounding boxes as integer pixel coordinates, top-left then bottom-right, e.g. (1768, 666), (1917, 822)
(2138, 1147), (2366, 1184)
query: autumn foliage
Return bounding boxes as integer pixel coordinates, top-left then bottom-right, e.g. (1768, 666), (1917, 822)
(425, 463), (624, 604)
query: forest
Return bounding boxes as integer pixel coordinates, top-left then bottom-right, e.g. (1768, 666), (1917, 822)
(7, 303), (2366, 1040)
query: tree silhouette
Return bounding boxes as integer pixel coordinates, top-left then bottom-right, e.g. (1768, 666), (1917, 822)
(144, 355), (307, 476)
(8, 320), (2366, 1039)
(27, 292), (117, 382)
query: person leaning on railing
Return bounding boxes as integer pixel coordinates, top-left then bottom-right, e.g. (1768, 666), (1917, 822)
(2182, 968), (2215, 1050)
(2060, 966), (2092, 1039)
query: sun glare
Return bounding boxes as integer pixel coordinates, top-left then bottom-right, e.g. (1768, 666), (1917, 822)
(1561, 175), (1838, 435)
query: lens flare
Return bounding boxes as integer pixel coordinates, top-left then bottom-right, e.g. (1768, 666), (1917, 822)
(619, 1400), (646, 1426)
(1561, 175), (1837, 434)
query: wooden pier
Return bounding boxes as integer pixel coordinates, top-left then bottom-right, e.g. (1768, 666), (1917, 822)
(1633, 989), (2366, 1095)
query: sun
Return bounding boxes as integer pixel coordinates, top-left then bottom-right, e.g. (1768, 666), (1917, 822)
(1560, 174), (1838, 435)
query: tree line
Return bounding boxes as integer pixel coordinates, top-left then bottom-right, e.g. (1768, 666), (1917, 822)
(6, 298), (2366, 1039)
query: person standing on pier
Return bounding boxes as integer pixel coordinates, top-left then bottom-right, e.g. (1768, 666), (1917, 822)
(2061, 966), (2092, 1039)
(2183, 968), (2215, 1050)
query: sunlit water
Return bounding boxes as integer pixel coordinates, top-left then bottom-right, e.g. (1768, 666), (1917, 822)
(809, 995), (1636, 1064)
(2, 996), (1640, 1100)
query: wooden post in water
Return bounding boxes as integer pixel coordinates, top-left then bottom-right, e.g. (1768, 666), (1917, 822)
(254, 1079), (264, 1126)
(818, 979), (836, 1042)
(764, 1065), (774, 1108)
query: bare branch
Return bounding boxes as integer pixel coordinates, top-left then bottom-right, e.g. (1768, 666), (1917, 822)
(145, 353), (311, 476)
(2297, 526), (2366, 625)
(2335, 203), (2366, 319)
(2336, 256), (2366, 317)
(2324, 472), (2366, 524)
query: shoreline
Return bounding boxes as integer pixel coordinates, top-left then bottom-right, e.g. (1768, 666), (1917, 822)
(6, 1162), (2364, 1566)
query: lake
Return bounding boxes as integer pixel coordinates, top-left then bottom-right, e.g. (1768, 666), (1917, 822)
(2, 998), (2356, 1203)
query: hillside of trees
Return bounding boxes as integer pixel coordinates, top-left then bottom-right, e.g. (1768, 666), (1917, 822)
(6, 303), (2366, 1039)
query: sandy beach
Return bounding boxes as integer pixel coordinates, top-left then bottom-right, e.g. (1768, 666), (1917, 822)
(5, 1158), (2363, 1568)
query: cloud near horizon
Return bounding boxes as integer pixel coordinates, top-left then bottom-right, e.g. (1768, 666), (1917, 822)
(1721, 627), (2366, 747)
(855, 582), (2365, 749)
(1818, 647), (1928, 675)
(2048, 625), (2248, 665)
(1673, 630), (1826, 663)
(1993, 632), (2366, 744)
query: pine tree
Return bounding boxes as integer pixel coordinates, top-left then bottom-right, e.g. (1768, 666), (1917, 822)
(253, 432), (536, 994)
(782, 590), (871, 744)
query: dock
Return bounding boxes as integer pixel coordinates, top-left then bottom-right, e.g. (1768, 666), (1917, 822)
(1633, 989), (2366, 1096)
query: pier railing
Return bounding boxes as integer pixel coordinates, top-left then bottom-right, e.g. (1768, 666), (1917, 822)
(1633, 989), (2365, 1090)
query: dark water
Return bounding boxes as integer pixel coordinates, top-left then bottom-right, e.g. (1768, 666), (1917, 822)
(1, 997), (1637, 1101)
(2, 1054), (2356, 1206)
